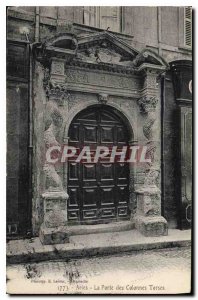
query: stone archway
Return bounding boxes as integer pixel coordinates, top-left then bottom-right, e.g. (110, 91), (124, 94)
(35, 30), (169, 244)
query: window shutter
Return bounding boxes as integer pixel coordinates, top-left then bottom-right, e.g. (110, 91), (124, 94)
(83, 7), (96, 27)
(184, 7), (192, 47)
(99, 7), (121, 32)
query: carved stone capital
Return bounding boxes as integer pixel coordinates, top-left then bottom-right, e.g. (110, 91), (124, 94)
(98, 93), (109, 104)
(138, 96), (158, 113)
(51, 58), (65, 76)
(46, 82), (69, 104)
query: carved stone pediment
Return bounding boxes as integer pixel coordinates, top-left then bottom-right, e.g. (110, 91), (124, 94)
(77, 31), (138, 66)
(76, 32), (169, 71)
(33, 29), (169, 74)
(133, 49), (169, 70)
(77, 45), (123, 64)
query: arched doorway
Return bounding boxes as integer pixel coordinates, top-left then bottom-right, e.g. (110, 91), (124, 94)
(67, 105), (131, 224)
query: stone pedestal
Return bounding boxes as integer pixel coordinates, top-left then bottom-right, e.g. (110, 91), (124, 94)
(40, 224), (69, 245)
(39, 190), (70, 245)
(135, 186), (168, 237)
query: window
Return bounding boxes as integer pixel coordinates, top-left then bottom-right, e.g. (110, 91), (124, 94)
(184, 7), (192, 47)
(84, 7), (121, 33)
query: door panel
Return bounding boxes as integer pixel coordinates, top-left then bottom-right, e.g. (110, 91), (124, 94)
(68, 106), (130, 224)
(83, 125), (97, 143)
(100, 126), (114, 143)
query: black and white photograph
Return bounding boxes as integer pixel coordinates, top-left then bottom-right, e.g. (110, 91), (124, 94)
(5, 4), (192, 295)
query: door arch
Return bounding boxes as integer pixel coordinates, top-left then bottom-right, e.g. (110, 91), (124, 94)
(67, 105), (131, 224)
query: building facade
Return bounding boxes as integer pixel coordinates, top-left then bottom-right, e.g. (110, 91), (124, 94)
(7, 6), (192, 243)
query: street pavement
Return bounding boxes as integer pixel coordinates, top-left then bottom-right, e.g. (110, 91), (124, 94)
(7, 246), (191, 294)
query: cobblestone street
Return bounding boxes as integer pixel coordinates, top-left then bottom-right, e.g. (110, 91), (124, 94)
(7, 246), (191, 294)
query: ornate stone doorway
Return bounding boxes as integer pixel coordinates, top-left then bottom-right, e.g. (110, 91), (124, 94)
(67, 105), (130, 224)
(34, 29), (169, 244)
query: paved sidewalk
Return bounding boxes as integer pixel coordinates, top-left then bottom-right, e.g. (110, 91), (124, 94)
(7, 229), (191, 264)
(7, 246), (191, 294)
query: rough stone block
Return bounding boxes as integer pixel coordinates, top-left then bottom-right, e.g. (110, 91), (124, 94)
(39, 224), (70, 245)
(135, 215), (168, 237)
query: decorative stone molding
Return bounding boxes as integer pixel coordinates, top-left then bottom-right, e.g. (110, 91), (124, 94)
(98, 93), (108, 104)
(138, 96), (158, 113)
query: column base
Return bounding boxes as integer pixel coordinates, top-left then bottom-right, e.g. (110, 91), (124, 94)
(39, 224), (70, 245)
(135, 215), (168, 237)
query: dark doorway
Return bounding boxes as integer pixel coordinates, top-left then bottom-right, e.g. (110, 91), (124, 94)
(67, 105), (130, 224)
(6, 40), (31, 238)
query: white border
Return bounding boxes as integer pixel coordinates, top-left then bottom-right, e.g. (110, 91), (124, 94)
(1, 2), (196, 299)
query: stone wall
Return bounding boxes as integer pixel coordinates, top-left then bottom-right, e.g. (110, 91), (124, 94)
(7, 6), (192, 63)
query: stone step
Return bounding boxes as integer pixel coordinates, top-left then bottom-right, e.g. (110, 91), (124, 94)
(7, 229), (191, 265)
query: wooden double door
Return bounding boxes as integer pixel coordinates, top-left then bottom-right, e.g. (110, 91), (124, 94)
(68, 106), (130, 224)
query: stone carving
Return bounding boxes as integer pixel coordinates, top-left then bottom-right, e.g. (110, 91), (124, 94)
(138, 94), (160, 191)
(43, 100), (63, 191)
(43, 163), (63, 191)
(51, 60), (64, 75)
(138, 78), (160, 190)
(40, 83), (69, 244)
(145, 72), (157, 89)
(144, 167), (160, 186)
(98, 93), (108, 104)
(136, 97), (161, 220)
(143, 112), (156, 140)
(78, 43), (123, 64)
(44, 205), (67, 228)
(132, 52), (148, 67)
(45, 81), (69, 106)
(144, 194), (160, 216)
(66, 70), (88, 84)
(140, 69), (159, 90)
(144, 141), (156, 166)
(138, 96), (158, 114)
(67, 94), (80, 111)
(66, 69), (138, 90)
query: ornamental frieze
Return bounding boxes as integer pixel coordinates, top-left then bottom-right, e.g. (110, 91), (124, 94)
(65, 68), (141, 90)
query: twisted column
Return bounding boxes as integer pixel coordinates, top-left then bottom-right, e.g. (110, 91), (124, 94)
(135, 68), (168, 237)
(40, 59), (70, 245)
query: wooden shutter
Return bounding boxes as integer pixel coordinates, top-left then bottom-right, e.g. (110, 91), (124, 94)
(99, 7), (121, 32)
(184, 7), (192, 47)
(83, 7), (96, 27)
